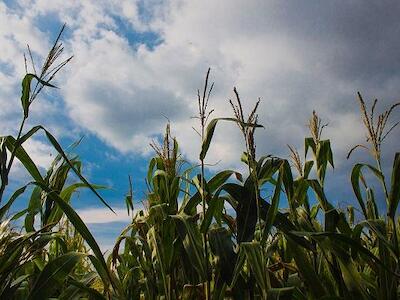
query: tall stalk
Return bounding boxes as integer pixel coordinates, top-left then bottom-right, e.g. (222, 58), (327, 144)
(349, 92), (400, 282)
(230, 89), (262, 241)
(196, 68), (214, 299)
(0, 24), (71, 204)
(360, 93), (399, 251)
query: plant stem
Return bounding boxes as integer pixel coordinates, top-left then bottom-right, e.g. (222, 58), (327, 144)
(199, 69), (211, 300)
(246, 145), (261, 241)
(201, 158), (210, 299)
(201, 113), (210, 299)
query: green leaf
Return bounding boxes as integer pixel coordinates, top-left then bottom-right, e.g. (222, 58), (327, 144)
(336, 256), (367, 298)
(286, 237), (326, 298)
(88, 255), (112, 291)
(208, 170), (241, 191)
(223, 183), (257, 243)
(0, 185), (28, 219)
(230, 245), (246, 287)
(172, 213), (206, 279)
(147, 226), (171, 297)
(304, 137), (316, 158)
(257, 157), (282, 185)
(200, 118), (218, 160)
(316, 140), (334, 183)
(291, 231), (397, 275)
(354, 220), (397, 260)
(200, 117), (263, 160)
(351, 163), (384, 219)
(183, 170), (240, 214)
(241, 242), (269, 297)
(281, 160), (294, 203)
(21, 74), (34, 118)
(303, 160), (314, 178)
(388, 152), (400, 218)
(33, 182), (113, 287)
(47, 183), (106, 224)
(365, 188), (378, 219)
(208, 227), (236, 283)
(147, 158), (157, 189)
(268, 287), (295, 299)
(60, 276), (105, 300)
(0, 136), (7, 185)
(14, 125), (114, 213)
(307, 179), (332, 211)
(25, 186), (42, 232)
(262, 165), (282, 240)
(199, 170), (241, 232)
(4, 136), (43, 182)
(44, 128), (114, 213)
(201, 195), (224, 233)
(310, 204), (320, 219)
(20, 74), (57, 118)
(28, 252), (84, 300)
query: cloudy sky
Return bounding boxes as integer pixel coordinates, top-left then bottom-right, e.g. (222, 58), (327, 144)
(1, 0), (400, 249)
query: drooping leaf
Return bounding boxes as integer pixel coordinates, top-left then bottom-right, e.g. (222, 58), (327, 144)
(47, 183), (107, 225)
(13, 125), (114, 213)
(28, 252), (84, 300)
(241, 242), (269, 297)
(316, 140), (334, 183)
(0, 185), (28, 219)
(262, 166), (282, 240)
(200, 118), (263, 160)
(304, 137), (316, 158)
(286, 238), (326, 299)
(59, 276), (105, 300)
(20, 74), (57, 118)
(20, 74), (34, 118)
(351, 163), (384, 219)
(307, 179), (333, 212)
(172, 213), (207, 279)
(183, 170), (240, 214)
(225, 183), (257, 243)
(4, 136), (43, 182)
(33, 182), (113, 287)
(208, 227), (236, 283)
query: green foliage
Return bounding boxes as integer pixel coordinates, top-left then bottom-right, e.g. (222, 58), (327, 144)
(0, 29), (399, 299)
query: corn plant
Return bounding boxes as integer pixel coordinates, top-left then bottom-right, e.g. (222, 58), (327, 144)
(1, 26), (400, 300)
(0, 26), (116, 299)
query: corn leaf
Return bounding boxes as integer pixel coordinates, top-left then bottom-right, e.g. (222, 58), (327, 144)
(200, 118), (263, 160)
(28, 252), (84, 300)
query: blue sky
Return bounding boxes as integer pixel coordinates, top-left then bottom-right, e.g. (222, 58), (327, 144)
(1, 0), (400, 250)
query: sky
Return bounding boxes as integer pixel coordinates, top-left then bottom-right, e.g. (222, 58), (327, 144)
(1, 0), (400, 250)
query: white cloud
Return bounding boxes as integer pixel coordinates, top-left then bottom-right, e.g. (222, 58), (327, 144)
(77, 207), (137, 224)
(23, 138), (55, 168)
